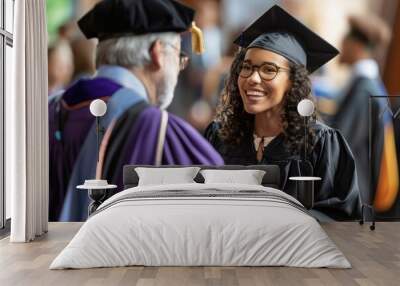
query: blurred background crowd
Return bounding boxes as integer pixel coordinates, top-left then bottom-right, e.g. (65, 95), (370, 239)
(47, 0), (399, 127)
(46, 0), (400, 219)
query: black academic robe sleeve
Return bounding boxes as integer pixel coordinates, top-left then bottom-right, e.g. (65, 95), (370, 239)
(311, 128), (361, 219)
(204, 121), (222, 150)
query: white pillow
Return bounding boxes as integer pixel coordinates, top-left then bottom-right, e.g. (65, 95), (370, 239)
(135, 167), (201, 186)
(200, 169), (266, 185)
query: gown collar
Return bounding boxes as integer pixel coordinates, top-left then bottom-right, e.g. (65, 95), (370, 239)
(96, 65), (148, 101)
(253, 134), (276, 151)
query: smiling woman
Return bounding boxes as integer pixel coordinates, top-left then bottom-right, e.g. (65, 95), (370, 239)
(233, 48), (314, 155)
(205, 5), (361, 220)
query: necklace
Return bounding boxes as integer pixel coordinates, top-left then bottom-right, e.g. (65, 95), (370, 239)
(253, 134), (275, 162)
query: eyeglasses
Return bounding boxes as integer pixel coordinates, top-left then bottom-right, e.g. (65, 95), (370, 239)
(163, 42), (190, 71)
(239, 61), (290, 81)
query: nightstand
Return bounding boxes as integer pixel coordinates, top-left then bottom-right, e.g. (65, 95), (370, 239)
(289, 176), (321, 209)
(77, 180), (117, 216)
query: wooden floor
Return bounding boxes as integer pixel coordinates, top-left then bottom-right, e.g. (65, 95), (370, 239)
(0, 222), (399, 286)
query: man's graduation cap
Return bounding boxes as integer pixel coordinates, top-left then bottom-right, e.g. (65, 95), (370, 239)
(78, 0), (204, 54)
(234, 5), (339, 73)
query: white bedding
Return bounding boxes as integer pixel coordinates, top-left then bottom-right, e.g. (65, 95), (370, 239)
(50, 183), (351, 269)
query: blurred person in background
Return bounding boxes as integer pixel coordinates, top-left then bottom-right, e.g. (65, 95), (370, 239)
(48, 21), (82, 97)
(52, 0), (223, 222)
(309, 66), (338, 123)
(57, 20), (97, 82)
(48, 40), (74, 96)
(330, 14), (399, 216)
(191, 30), (243, 132)
(191, 0), (222, 69)
(46, 0), (74, 44)
(70, 37), (96, 81)
(170, 0), (223, 121)
(58, 21), (78, 42)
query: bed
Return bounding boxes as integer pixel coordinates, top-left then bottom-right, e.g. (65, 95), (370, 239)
(50, 165), (350, 269)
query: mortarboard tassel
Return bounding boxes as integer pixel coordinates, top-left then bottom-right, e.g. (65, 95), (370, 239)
(190, 21), (205, 54)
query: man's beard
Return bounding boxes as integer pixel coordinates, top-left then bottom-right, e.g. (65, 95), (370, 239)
(156, 57), (179, 110)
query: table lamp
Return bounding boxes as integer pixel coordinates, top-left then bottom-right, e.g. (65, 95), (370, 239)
(77, 99), (117, 216)
(289, 99), (321, 209)
(89, 99), (107, 162)
(297, 99), (315, 164)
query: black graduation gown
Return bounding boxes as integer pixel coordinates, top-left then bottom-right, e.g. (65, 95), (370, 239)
(205, 121), (361, 220)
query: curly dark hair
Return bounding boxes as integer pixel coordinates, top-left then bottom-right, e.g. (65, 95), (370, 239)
(215, 48), (316, 155)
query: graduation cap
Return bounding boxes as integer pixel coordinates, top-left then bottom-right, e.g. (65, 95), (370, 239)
(347, 14), (391, 50)
(78, 0), (205, 54)
(233, 5), (339, 73)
